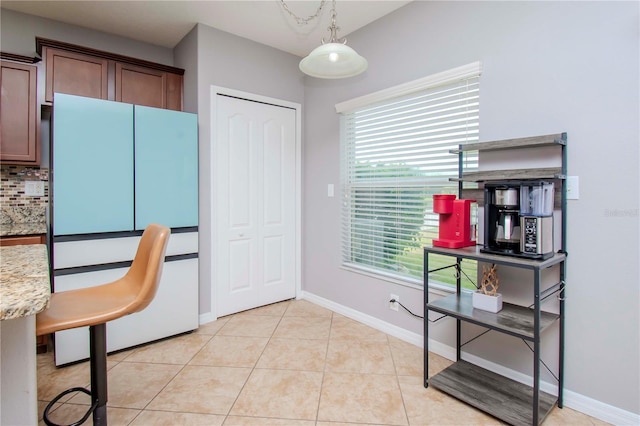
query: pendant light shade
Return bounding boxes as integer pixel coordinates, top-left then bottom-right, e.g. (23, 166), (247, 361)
(299, 43), (368, 79)
(292, 0), (368, 79)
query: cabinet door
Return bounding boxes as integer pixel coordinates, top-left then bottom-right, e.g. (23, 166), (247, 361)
(134, 105), (198, 230)
(45, 47), (109, 102)
(166, 72), (183, 111)
(53, 94), (134, 235)
(0, 61), (38, 164)
(115, 63), (166, 108)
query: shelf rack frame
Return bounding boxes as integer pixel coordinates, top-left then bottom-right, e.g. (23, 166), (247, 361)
(423, 133), (567, 426)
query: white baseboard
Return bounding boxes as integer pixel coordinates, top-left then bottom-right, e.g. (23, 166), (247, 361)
(199, 312), (216, 325)
(565, 390), (640, 426)
(300, 291), (640, 426)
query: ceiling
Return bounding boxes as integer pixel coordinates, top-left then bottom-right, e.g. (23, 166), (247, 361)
(1, 0), (412, 57)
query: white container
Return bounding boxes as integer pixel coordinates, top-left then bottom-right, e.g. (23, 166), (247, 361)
(520, 182), (554, 216)
(472, 291), (503, 313)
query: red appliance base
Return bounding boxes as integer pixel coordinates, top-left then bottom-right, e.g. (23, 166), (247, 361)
(433, 239), (476, 249)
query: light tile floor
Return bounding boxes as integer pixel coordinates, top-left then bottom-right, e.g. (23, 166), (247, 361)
(37, 299), (609, 425)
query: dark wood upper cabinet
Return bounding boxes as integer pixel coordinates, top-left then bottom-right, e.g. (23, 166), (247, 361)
(44, 47), (109, 102)
(37, 38), (184, 111)
(166, 72), (183, 112)
(0, 60), (39, 164)
(115, 62), (166, 109)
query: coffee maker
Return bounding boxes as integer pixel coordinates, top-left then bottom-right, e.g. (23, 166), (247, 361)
(481, 180), (555, 259)
(432, 195), (477, 249)
(482, 183), (522, 255)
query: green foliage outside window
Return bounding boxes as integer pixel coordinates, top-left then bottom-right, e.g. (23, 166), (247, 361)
(348, 161), (477, 289)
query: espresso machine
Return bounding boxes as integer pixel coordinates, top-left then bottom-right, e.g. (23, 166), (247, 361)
(482, 181), (554, 259)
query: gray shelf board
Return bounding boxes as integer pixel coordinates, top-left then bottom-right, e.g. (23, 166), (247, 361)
(450, 133), (566, 154)
(429, 361), (557, 426)
(460, 187), (563, 209)
(425, 245), (566, 270)
(451, 168), (565, 182)
(426, 293), (559, 340)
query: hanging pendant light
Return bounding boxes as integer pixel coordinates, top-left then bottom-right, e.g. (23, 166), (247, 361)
(299, 0), (368, 79)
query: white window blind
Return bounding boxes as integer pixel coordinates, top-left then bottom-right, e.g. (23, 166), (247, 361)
(339, 67), (480, 285)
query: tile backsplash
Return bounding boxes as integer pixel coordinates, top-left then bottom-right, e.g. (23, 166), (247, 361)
(0, 166), (49, 207)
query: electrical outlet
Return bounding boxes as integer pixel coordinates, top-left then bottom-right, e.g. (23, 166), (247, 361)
(25, 181), (45, 197)
(389, 294), (399, 311)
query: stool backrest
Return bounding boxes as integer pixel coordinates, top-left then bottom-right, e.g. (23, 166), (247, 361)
(124, 223), (171, 314)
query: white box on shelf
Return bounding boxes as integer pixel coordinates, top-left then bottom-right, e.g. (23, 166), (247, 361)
(472, 291), (503, 313)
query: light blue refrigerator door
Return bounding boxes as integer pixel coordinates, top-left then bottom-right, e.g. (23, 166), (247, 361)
(53, 93), (134, 235)
(134, 106), (198, 230)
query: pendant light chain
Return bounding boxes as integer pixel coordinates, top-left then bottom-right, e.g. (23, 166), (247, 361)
(322, 0), (345, 44)
(279, 0), (327, 25)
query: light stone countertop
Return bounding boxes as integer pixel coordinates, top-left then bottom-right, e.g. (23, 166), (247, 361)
(0, 206), (47, 237)
(1, 222), (47, 236)
(0, 244), (51, 320)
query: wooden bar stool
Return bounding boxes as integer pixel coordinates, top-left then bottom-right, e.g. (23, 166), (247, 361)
(36, 224), (171, 426)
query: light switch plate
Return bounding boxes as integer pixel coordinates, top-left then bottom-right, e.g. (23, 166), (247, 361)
(566, 176), (579, 200)
(25, 181), (45, 197)
(328, 184), (334, 197)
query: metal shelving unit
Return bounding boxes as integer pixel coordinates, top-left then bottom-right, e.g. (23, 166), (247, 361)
(423, 133), (567, 426)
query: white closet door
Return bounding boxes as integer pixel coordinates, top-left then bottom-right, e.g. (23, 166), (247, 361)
(215, 95), (296, 317)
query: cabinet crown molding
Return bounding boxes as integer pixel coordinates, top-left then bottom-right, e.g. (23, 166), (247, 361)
(0, 52), (40, 64)
(36, 37), (184, 75)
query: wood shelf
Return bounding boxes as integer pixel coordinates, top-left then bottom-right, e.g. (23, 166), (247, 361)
(450, 133), (566, 154)
(427, 292), (559, 341)
(429, 361), (557, 426)
(425, 245), (566, 270)
(451, 167), (565, 182)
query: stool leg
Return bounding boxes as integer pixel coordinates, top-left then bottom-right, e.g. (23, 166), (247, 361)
(89, 324), (107, 426)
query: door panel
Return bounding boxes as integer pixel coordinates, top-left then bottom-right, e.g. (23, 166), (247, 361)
(134, 105), (198, 229)
(229, 239), (254, 292)
(263, 120), (283, 225)
(263, 235), (284, 284)
(260, 110), (296, 305)
(228, 114), (253, 230)
(216, 95), (296, 316)
(54, 258), (198, 365)
(53, 94), (133, 235)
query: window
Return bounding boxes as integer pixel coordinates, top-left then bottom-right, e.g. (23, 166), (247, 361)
(337, 62), (481, 287)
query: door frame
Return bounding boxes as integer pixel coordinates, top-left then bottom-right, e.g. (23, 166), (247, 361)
(209, 86), (302, 320)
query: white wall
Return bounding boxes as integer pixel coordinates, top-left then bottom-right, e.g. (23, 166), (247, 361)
(302, 0), (639, 418)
